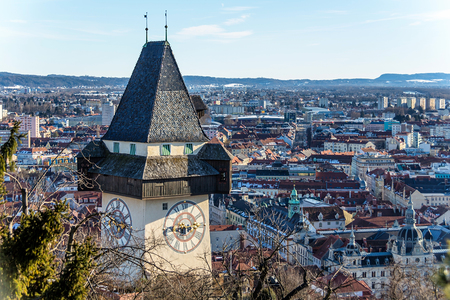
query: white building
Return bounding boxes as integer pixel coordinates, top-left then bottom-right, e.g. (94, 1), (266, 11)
(101, 101), (116, 126)
(377, 97), (388, 110)
(18, 115), (40, 138)
(438, 98), (446, 110)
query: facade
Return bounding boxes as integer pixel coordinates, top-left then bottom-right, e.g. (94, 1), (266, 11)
(396, 97), (407, 107)
(319, 98), (329, 107)
(351, 151), (395, 181)
(0, 129), (30, 148)
(377, 97), (388, 110)
(323, 140), (375, 153)
(418, 97), (426, 110)
(18, 115), (40, 138)
(406, 97), (416, 109)
(101, 101), (116, 126)
(78, 40), (232, 271)
(427, 98), (436, 111)
(438, 98), (446, 110)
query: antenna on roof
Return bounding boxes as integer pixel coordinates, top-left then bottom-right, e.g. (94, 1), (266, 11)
(165, 10), (168, 42)
(144, 12), (148, 44)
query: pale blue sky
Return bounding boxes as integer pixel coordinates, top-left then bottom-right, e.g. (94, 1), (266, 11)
(1, 0), (450, 80)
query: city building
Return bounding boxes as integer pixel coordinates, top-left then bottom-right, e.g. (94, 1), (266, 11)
(406, 97), (416, 109)
(418, 97), (426, 111)
(18, 115), (40, 138)
(101, 101), (116, 126)
(427, 98), (436, 111)
(377, 97), (388, 110)
(438, 98), (446, 110)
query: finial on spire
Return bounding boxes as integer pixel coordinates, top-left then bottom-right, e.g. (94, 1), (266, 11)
(165, 10), (168, 43)
(144, 12), (148, 44)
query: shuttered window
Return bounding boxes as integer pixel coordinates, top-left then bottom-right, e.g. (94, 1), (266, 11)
(161, 144), (171, 156)
(130, 144), (136, 155)
(113, 142), (120, 153)
(185, 143), (193, 154)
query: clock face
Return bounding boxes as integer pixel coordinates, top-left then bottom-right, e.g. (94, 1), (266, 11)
(104, 198), (132, 246)
(163, 200), (206, 254)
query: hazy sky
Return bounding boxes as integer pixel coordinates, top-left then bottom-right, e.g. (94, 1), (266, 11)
(1, 0), (450, 80)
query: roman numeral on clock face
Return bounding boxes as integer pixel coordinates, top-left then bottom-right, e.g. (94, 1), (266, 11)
(194, 230), (203, 240)
(166, 233), (175, 244)
(174, 240), (180, 251)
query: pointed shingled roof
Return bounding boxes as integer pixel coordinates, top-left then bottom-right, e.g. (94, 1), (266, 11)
(103, 41), (208, 143)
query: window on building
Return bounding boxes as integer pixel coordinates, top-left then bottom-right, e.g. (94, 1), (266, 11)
(362, 272), (366, 278)
(372, 282), (376, 289)
(381, 271), (385, 277)
(130, 143), (136, 155)
(372, 271), (376, 277)
(319, 222), (322, 228)
(161, 144), (171, 156)
(113, 142), (119, 153)
(162, 203), (168, 210)
(327, 222), (330, 225)
(185, 143), (193, 154)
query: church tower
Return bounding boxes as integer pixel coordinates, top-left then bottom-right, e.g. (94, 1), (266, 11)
(389, 196), (433, 264)
(288, 185), (300, 218)
(77, 41), (232, 271)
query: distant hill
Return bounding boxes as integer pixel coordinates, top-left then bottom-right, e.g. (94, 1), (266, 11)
(0, 72), (129, 88)
(1, 72), (450, 89)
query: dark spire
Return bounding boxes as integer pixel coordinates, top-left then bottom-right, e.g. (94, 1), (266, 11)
(144, 12), (148, 44)
(165, 10), (168, 44)
(103, 42), (209, 143)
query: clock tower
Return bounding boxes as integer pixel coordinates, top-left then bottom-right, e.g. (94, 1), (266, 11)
(288, 185), (300, 218)
(77, 40), (232, 271)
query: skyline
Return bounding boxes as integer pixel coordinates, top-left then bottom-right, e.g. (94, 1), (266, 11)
(1, 0), (450, 80)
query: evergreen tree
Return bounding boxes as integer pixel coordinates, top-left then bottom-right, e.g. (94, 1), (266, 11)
(0, 122), (97, 299)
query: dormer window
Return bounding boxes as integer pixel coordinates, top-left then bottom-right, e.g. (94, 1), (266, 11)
(161, 144), (171, 156)
(113, 142), (120, 153)
(185, 143), (193, 154)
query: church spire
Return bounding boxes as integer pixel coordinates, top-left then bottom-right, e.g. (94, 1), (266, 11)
(288, 184), (300, 219)
(404, 195), (416, 226)
(349, 225), (356, 245)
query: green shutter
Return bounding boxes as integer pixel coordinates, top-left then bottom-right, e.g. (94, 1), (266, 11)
(113, 142), (120, 153)
(185, 143), (193, 154)
(130, 144), (136, 155)
(162, 144), (171, 156)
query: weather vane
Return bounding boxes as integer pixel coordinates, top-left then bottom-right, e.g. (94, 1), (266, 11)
(144, 12), (148, 43)
(165, 10), (168, 42)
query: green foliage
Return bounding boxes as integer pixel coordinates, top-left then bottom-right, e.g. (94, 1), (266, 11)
(49, 238), (97, 300)
(436, 241), (450, 298)
(0, 203), (66, 299)
(0, 121), (27, 197)
(0, 123), (97, 299)
(0, 202), (97, 300)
